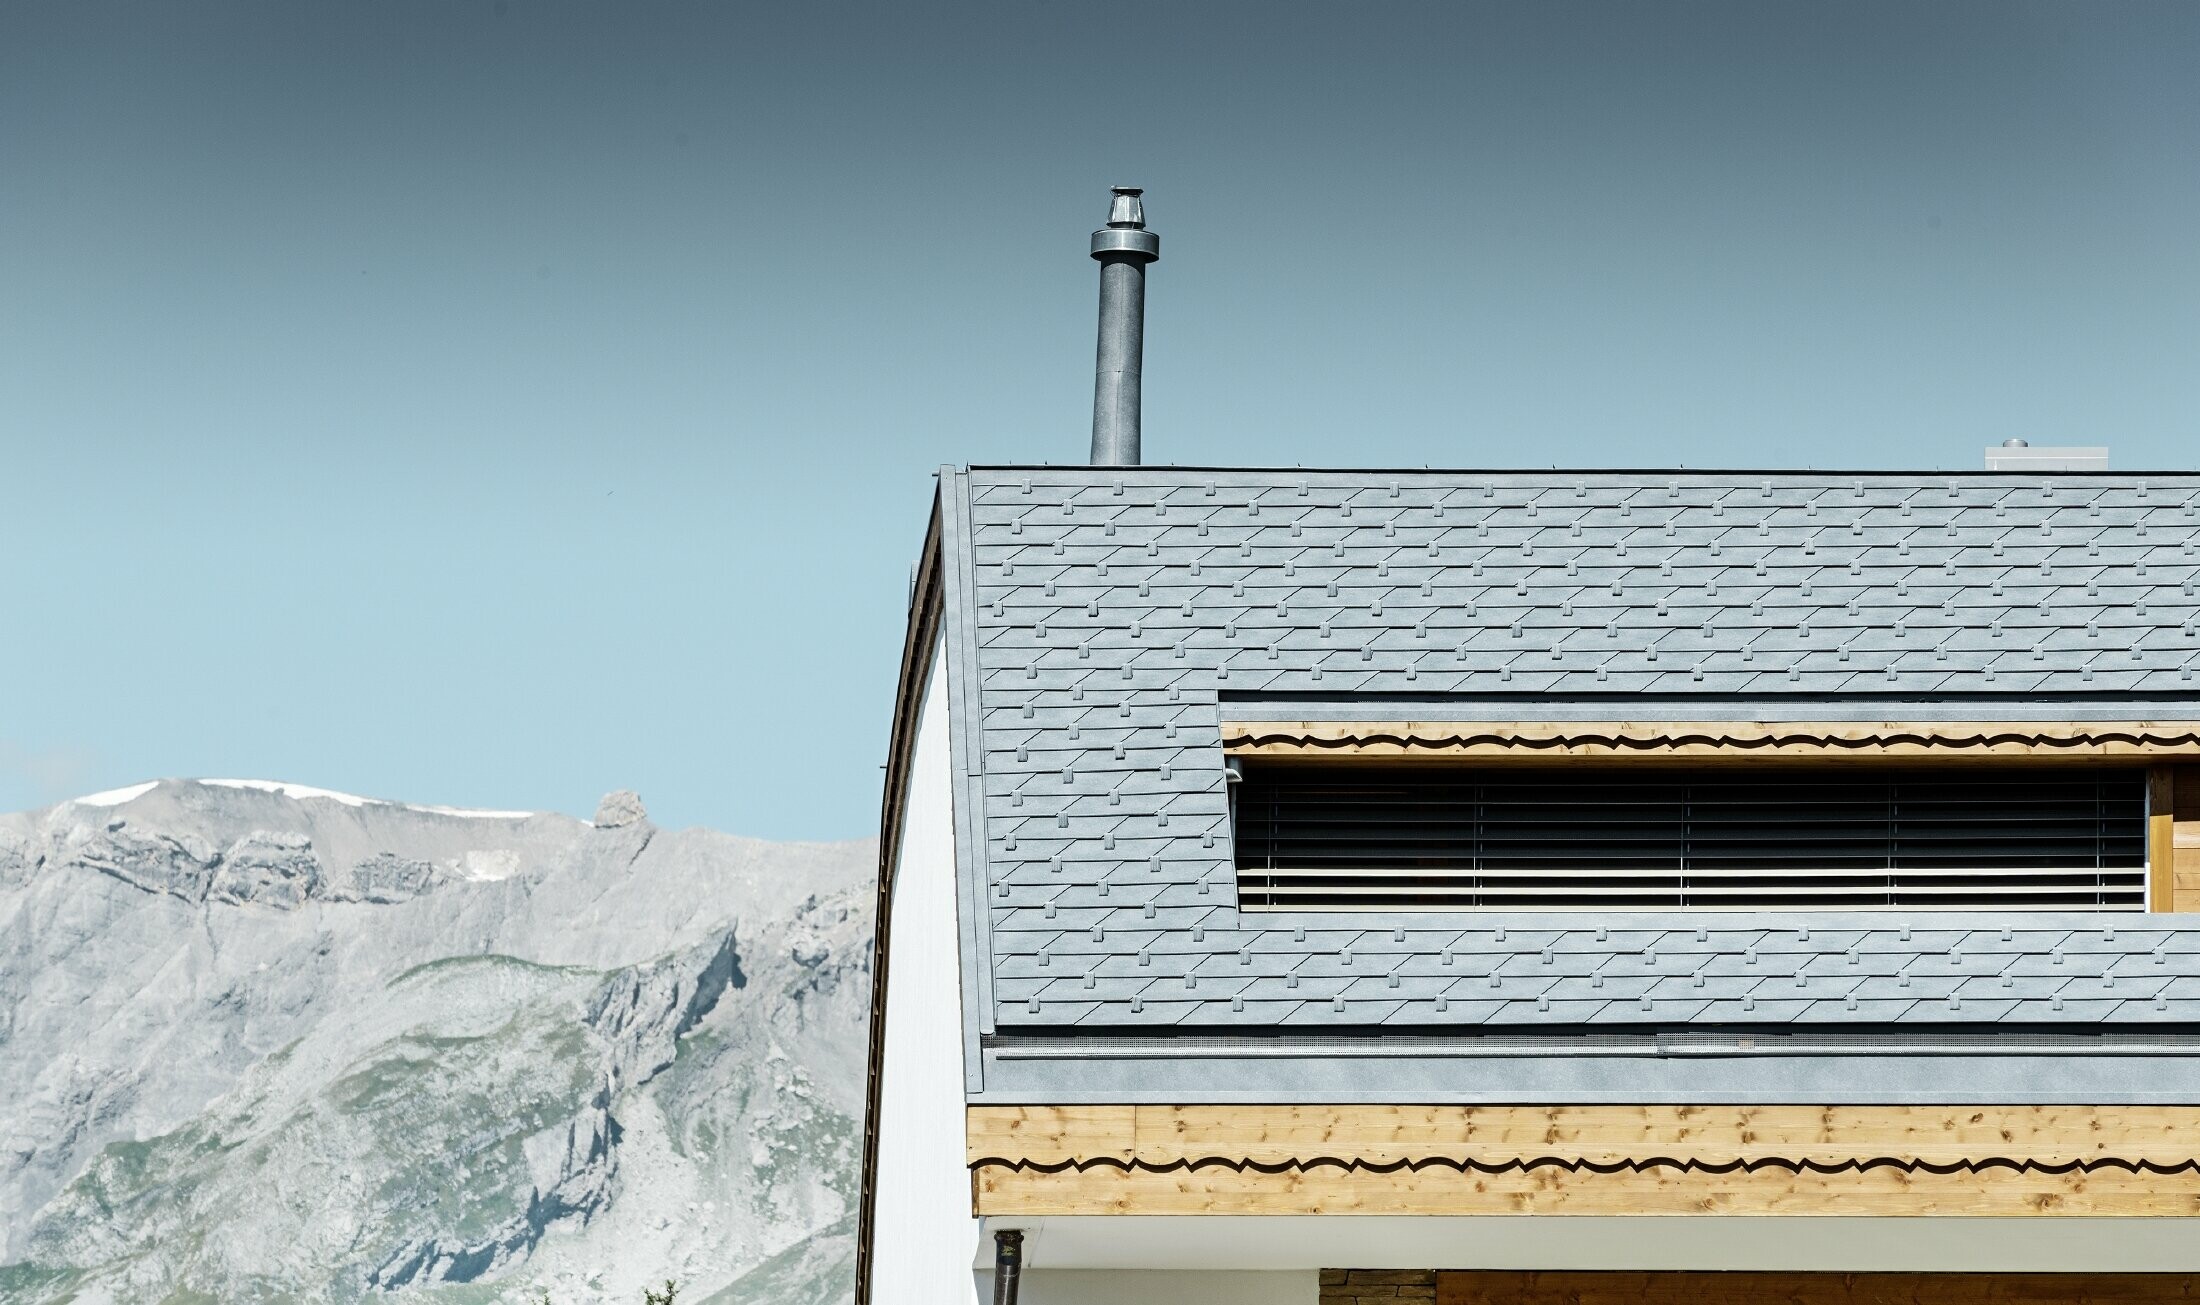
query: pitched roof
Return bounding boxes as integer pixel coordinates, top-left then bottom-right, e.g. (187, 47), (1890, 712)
(930, 467), (2200, 1082)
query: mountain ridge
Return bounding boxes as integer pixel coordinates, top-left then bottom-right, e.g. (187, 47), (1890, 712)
(0, 779), (873, 1304)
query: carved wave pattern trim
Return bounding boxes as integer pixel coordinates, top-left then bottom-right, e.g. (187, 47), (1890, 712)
(971, 1154), (2200, 1177)
(1221, 721), (2200, 756)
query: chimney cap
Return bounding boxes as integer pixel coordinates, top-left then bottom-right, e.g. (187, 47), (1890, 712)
(1092, 185), (1159, 260)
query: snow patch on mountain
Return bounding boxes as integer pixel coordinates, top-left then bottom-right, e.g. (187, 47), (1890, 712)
(67, 781), (159, 808)
(202, 777), (538, 819)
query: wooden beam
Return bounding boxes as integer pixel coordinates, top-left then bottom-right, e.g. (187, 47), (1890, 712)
(970, 1104), (1139, 1164)
(1431, 1271), (2200, 1304)
(967, 1105), (2200, 1169)
(973, 1159), (2200, 1217)
(2151, 767), (2178, 911)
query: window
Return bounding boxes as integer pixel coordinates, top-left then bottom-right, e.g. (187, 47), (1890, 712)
(1231, 764), (2146, 911)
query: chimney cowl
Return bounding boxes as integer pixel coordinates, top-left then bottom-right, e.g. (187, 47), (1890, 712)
(1091, 187), (1160, 261)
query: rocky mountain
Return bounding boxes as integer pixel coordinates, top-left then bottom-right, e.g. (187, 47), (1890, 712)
(0, 780), (873, 1304)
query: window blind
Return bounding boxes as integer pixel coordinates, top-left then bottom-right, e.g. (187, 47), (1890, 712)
(1232, 765), (2147, 911)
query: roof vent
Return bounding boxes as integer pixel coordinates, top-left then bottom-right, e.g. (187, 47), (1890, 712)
(1986, 439), (2108, 471)
(1088, 186), (1159, 466)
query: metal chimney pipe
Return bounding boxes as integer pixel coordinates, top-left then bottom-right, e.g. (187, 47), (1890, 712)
(1089, 186), (1160, 465)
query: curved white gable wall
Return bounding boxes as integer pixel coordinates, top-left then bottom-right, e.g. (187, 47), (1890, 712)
(871, 643), (984, 1304)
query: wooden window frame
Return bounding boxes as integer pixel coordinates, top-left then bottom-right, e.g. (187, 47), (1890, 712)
(1221, 722), (2200, 913)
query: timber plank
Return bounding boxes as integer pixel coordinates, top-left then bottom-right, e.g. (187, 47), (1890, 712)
(2152, 769), (2178, 910)
(966, 1105), (2200, 1167)
(2176, 763), (2200, 911)
(2178, 798), (2200, 912)
(965, 1104), (1137, 1161)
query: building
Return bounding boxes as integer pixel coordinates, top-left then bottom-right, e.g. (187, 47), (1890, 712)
(859, 191), (2200, 1305)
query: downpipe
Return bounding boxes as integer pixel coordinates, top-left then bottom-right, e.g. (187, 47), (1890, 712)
(992, 1229), (1025, 1305)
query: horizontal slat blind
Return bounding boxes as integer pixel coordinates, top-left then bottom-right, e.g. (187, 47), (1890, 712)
(1233, 765), (2147, 911)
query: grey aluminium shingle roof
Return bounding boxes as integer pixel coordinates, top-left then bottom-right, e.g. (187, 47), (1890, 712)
(932, 466), (2200, 1054)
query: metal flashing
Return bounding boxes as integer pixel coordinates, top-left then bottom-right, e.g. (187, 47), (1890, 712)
(939, 469), (997, 1073)
(968, 1043), (2200, 1104)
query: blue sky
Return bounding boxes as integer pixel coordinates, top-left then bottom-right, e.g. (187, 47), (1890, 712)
(3, 1), (2197, 837)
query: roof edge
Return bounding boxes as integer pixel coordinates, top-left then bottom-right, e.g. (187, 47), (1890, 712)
(961, 464), (2200, 478)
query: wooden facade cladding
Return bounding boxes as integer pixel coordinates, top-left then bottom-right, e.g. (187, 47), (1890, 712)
(1326, 1269), (1438, 1304)
(1329, 1272), (2200, 1304)
(968, 1105), (2200, 1217)
(1424, 1272), (2200, 1303)
(968, 1104), (2200, 1167)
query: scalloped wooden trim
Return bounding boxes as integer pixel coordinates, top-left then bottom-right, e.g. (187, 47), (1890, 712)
(1221, 721), (2200, 759)
(972, 1155), (2200, 1216)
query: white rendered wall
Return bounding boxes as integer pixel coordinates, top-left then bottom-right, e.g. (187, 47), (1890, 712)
(869, 645), (985, 1305)
(1011, 1214), (2200, 1273)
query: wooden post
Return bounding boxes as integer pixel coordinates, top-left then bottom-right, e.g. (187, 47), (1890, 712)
(2176, 766), (2200, 913)
(2149, 767), (2177, 911)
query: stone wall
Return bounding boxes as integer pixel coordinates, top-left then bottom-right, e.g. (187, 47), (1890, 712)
(1319, 1269), (1437, 1304)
